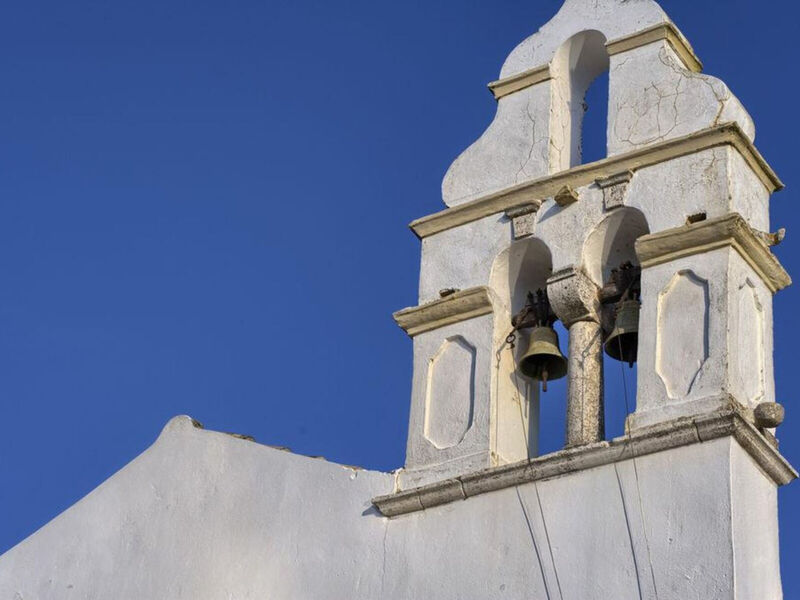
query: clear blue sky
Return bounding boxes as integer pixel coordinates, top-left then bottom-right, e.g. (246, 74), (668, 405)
(1, 0), (798, 592)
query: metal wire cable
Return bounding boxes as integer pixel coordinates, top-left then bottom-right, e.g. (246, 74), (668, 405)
(617, 334), (659, 600)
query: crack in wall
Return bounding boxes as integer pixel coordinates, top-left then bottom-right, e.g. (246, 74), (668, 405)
(612, 45), (733, 152)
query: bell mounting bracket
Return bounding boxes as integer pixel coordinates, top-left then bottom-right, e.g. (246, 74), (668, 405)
(511, 289), (557, 333)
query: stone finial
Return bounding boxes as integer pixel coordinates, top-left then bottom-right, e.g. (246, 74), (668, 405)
(554, 186), (580, 208)
(754, 402), (785, 429)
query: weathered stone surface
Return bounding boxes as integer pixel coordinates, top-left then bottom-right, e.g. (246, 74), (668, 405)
(754, 402), (785, 429)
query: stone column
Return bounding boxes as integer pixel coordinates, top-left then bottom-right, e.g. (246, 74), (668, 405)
(548, 267), (604, 447)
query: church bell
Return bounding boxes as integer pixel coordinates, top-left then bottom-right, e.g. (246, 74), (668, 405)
(518, 326), (568, 391)
(601, 261), (642, 367)
(604, 299), (640, 367)
(511, 290), (568, 392)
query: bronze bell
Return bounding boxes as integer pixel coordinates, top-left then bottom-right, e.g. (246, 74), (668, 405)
(604, 299), (640, 367)
(518, 326), (568, 391)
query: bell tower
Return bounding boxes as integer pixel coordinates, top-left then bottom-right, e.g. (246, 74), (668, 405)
(381, 0), (796, 595)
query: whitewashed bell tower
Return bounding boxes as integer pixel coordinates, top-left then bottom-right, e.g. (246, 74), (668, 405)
(1, 2), (796, 598)
(379, 0), (797, 596)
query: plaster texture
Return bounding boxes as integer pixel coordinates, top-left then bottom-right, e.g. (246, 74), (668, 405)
(441, 0), (753, 208)
(608, 42), (754, 156)
(400, 312), (533, 489)
(442, 83), (552, 207)
(498, 0), (668, 81)
(0, 417), (395, 599)
(0, 419), (783, 600)
(632, 246), (776, 430)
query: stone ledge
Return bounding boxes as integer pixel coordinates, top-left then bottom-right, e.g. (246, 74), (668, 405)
(487, 23), (700, 101)
(393, 287), (495, 337)
(606, 23), (702, 73)
(487, 65), (551, 100)
(635, 213), (792, 293)
(410, 122), (782, 239)
(372, 407), (797, 517)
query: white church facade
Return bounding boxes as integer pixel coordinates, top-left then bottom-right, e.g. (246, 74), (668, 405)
(1, 1), (795, 598)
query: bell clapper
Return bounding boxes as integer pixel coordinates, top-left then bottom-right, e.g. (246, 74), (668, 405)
(542, 369), (549, 393)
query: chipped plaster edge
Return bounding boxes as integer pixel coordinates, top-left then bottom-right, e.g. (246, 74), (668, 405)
(635, 213), (792, 293)
(393, 287), (495, 337)
(372, 406), (797, 517)
(410, 122), (782, 239)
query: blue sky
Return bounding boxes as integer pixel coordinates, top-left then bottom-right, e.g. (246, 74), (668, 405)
(1, 0), (798, 592)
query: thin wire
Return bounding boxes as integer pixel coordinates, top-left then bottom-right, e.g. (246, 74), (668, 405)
(509, 343), (563, 600)
(512, 364), (530, 458)
(533, 481), (564, 600)
(617, 334), (659, 600)
(516, 486), (552, 600)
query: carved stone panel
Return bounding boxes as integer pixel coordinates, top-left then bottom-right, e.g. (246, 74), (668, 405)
(424, 336), (476, 449)
(735, 279), (765, 405)
(656, 270), (709, 399)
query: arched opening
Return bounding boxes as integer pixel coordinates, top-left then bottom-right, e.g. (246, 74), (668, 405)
(582, 69), (609, 164)
(490, 238), (564, 459)
(550, 30), (610, 170)
(582, 209), (650, 439)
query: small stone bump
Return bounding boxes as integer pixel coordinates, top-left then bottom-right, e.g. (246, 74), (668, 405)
(754, 402), (785, 429)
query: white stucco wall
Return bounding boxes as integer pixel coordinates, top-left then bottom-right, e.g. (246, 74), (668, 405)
(0, 417), (781, 599)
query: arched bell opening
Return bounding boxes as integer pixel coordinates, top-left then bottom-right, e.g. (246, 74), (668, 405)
(582, 208), (650, 440)
(490, 238), (566, 459)
(550, 30), (610, 171)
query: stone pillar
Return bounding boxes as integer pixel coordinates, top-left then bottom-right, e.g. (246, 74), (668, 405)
(564, 320), (604, 446)
(548, 267), (604, 447)
(631, 214), (791, 431)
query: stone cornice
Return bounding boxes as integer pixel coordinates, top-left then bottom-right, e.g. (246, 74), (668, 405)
(410, 123), (782, 239)
(606, 23), (703, 73)
(488, 65), (551, 100)
(393, 287), (494, 337)
(635, 213), (792, 293)
(487, 24), (699, 101)
(372, 406), (797, 517)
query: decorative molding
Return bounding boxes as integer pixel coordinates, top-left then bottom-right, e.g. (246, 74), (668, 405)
(410, 122), (782, 239)
(393, 287), (494, 337)
(596, 170), (634, 211)
(503, 202), (539, 219)
(372, 406), (797, 517)
(487, 65), (551, 100)
(635, 213), (792, 293)
(547, 266), (601, 326)
(423, 336), (476, 449)
(505, 202), (539, 239)
(595, 170), (635, 189)
(656, 270), (709, 398)
(487, 23), (699, 101)
(606, 23), (703, 73)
